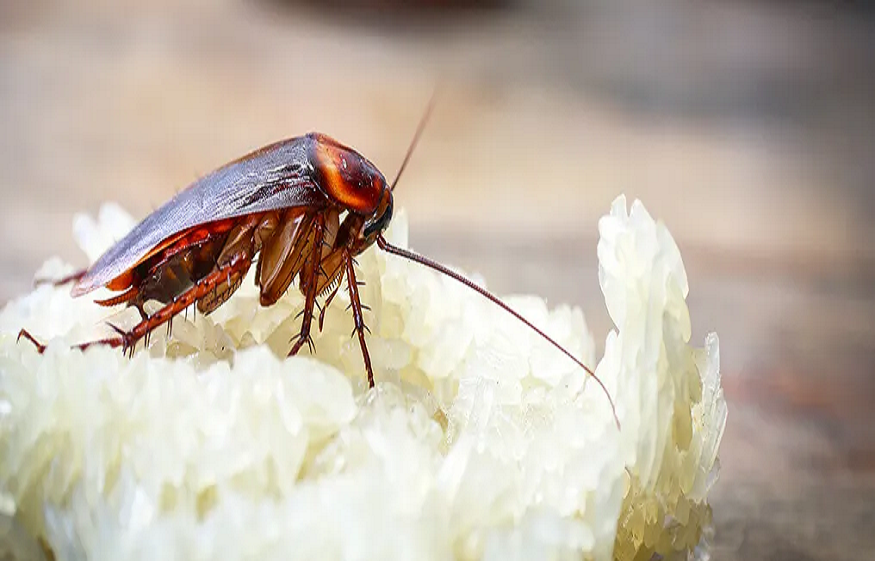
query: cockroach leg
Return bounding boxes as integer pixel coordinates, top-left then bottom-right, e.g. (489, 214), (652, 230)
(343, 250), (375, 388)
(17, 326), (128, 355)
(94, 285), (139, 308)
(125, 254), (251, 351)
(288, 216), (325, 357)
(20, 256), (252, 358)
(103, 322), (134, 356)
(134, 303), (149, 321)
(33, 268), (87, 288)
(318, 282), (341, 333)
(94, 286), (151, 321)
(81, 335), (129, 355)
(17, 329), (47, 353)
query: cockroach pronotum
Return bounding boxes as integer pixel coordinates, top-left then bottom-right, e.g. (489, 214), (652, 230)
(18, 101), (618, 425)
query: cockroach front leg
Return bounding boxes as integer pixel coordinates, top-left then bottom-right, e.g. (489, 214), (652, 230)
(288, 215), (325, 357)
(343, 250), (375, 388)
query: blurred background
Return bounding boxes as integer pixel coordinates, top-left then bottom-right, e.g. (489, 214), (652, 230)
(1, 0), (873, 558)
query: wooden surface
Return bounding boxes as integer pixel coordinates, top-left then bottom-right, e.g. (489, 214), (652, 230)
(1, 1), (874, 559)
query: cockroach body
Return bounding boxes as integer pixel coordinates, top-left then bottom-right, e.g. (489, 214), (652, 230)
(24, 132), (392, 384)
(19, 108), (618, 424)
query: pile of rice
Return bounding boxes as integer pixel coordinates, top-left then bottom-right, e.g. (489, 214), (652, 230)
(0, 196), (726, 561)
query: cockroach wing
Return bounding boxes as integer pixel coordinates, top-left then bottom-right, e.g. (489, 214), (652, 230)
(73, 137), (328, 296)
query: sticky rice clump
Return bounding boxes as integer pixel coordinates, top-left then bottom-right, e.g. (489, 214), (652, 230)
(0, 196), (726, 561)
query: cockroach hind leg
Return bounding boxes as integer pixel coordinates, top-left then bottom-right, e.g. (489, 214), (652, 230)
(17, 329), (47, 353)
(33, 268), (87, 288)
(16, 324), (136, 357)
(104, 321), (135, 356)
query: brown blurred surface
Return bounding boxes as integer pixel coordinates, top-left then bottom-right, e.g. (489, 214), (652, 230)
(1, 1), (874, 559)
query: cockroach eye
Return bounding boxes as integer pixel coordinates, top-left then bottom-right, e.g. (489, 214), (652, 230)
(363, 194), (393, 239)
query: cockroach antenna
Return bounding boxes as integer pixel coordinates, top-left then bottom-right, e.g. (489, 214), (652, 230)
(390, 90), (438, 192)
(376, 236), (620, 429)
(381, 97), (620, 430)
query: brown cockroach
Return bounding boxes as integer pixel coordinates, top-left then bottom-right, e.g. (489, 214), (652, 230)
(18, 103), (617, 424)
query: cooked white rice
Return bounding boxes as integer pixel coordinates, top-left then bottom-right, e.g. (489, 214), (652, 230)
(0, 196), (726, 561)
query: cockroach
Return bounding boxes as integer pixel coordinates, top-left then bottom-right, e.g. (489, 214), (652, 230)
(18, 102), (618, 425)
